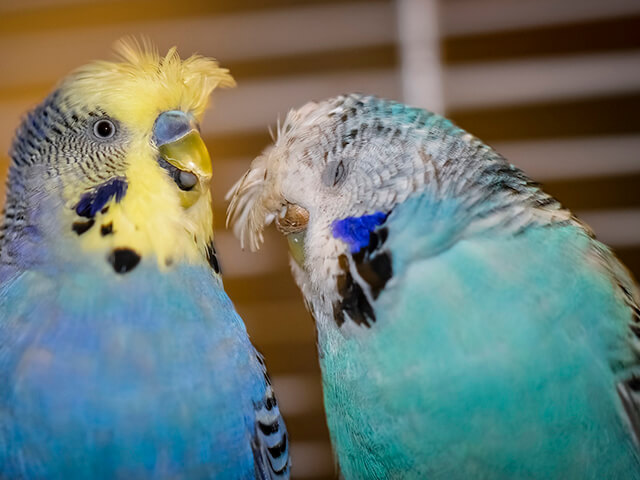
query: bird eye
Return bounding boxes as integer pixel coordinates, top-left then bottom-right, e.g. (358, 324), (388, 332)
(93, 119), (116, 139)
(322, 160), (347, 187)
(333, 161), (345, 186)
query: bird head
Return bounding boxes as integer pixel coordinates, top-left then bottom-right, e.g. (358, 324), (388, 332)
(4, 39), (234, 272)
(226, 94), (571, 310)
(226, 94), (438, 289)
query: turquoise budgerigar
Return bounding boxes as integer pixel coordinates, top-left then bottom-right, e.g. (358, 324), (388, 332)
(227, 94), (640, 478)
(0, 41), (289, 479)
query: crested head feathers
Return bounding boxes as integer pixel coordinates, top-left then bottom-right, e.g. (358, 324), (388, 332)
(60, 37), (235, 128)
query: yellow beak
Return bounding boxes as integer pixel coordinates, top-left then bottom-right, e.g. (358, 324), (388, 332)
(158, 130), (212, 180)
(153, 110), (212, 208)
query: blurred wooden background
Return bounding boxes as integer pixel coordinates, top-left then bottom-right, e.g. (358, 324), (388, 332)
(1, 0), (639, 478)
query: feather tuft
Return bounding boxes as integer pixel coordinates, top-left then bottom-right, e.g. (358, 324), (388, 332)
(58, 37), (235, 127)
(226, 149), (279, 252)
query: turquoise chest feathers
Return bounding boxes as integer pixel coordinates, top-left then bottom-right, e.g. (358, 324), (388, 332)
(320, 204), (640, 479)
(0, 259), (287, 478)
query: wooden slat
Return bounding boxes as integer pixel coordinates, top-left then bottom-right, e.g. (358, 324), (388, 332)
(441, 0), (640, 37)
(0, 84), (51, 103)
(194, 56), (402, 163)
(396, 0), (444, 113)
(444, 51), (640, 110)
(0, 0), (386, 36)
(213, 230), (288, 278)
(255, 341), (322, 375)
(443, 15), (640, 64)
(223, 270), (301, 303)
(616, 247), (640, 281)
(271, 373), (325, 416)
(213, 205), (242, 231)
(0, 2), (396, 96)
(204, 132), (271, 160)
(493, 135), (640, 181)
(0, 44), (398, 102)
(295, 472), (335, 480)
(207, 132), (271, 159)
(544, 173), (640, 211)
(285, 412), (331, 443)
(577, 209), (640, 249)
(204, 69), (401, 135)
(228, 44), (397, 81)
(288, 441), (335, 479)
(238, 300), (315, 346)
(449, 93), (640, 142)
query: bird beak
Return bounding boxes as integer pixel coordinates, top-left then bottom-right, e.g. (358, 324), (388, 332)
(153, 110), (212, 181)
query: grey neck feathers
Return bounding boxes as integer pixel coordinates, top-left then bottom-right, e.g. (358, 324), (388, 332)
(422, 133), (574, 238)
(0, 163), (63, 267)
(1, 92), (79, 266)
(329, 94), (575, 238)
(1, 91), (129, 267)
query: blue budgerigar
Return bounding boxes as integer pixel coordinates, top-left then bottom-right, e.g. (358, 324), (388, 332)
(228, 94), (640, 478)
(0, 41), (289, 479)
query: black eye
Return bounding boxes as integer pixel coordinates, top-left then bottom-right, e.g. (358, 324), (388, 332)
(93, 119), (115, 139)
(333, 161), (345, 186)
(322, 160), (347, 187)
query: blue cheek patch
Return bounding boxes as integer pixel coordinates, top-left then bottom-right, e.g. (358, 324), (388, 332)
(331, 211), (388, 253)
(75, 177), (128, 218)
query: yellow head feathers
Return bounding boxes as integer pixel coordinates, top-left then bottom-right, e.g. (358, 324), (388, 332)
(60, 38), (235, 130)
(47, 40), (234, 270)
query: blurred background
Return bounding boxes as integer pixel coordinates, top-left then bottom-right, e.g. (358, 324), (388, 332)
(1, 0), (639, 478)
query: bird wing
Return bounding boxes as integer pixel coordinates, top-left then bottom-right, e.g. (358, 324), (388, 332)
(251, 354), (290, 480)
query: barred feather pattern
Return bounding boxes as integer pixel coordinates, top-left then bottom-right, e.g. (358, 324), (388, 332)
(227, 94), (575, 253)
(252, 355), (291, 479)
(0, 91), (128, 265)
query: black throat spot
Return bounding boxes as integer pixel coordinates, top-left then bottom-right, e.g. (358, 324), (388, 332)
(108, 248), (141, 274)
(205, 240), (220, 274)
(333, 263), (376, 328)
(331, 224), (394, 329)
(72, 219), (95, 235)
(354, 250), (393, 300)
(100, 222), (114, 236)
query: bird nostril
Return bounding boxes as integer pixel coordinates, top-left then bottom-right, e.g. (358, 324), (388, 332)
(153, 110), (194, 147)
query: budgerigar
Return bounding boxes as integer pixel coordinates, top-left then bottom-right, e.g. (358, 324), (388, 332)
(0, 41), (289, 479)
(228, 94), (640, 479)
